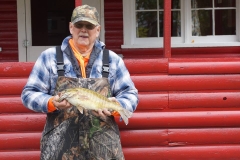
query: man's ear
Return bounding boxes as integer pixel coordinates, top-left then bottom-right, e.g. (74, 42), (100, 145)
(96, 26), (101, 37)
(69, 22), (73, 34)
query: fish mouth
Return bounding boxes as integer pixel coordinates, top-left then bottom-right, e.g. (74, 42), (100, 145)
(57, 93), (64, 102)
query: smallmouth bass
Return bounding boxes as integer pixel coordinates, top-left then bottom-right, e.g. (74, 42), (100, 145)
(58, 87), (132, 125)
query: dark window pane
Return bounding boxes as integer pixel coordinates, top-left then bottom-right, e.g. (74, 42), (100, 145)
(31, 0), (75, 46)
(172, 11), (181, 37)
(172, 0), (180, 9)
(159, 0), (180, 9)
(192, 10), (213, 36)
(159, 0), (164, 9)
(136, 0), (181, 38)
(158, 11), (181, 37)
(191, 0), (213, 8)
(136, 0), (157, 10)
(159, 11), (164, 37)
(215, 9), (236, 35)
(136, 11), (158, 37)
(215, 0), (236, 7)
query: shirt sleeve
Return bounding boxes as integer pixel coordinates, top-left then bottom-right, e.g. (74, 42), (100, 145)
(21, 49), (54, 113)
(109, 51), (139, 113)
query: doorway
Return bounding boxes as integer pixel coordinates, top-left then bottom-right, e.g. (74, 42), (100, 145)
(17, 0), (103, 62)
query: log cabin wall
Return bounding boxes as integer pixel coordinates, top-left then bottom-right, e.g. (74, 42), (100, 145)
(0, 0), (18, 62)
(1, 0), (240, 159)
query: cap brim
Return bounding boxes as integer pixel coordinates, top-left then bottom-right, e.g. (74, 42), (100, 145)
(72, 17), (99, 25)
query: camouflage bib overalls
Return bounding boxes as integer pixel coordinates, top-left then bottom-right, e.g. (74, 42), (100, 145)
(40, 76), (125, 160)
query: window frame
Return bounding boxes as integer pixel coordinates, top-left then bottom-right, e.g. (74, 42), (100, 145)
(122, 0), (240, 48)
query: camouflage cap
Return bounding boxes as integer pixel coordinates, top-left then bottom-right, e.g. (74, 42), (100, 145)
(71, 5), (99, 26)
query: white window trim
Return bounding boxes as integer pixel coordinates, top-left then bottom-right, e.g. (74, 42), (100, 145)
(122, 0), (240, 48)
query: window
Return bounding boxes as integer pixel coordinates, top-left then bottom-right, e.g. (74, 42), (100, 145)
(122, 0), (240, 48)
(192, 0), (236, 36)
(136, 0), (181, 38)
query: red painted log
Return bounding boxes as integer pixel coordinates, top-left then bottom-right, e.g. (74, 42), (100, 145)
(171, 47), (240, 58)
(170, 57), (240, 62)
(0, 151), (40, 160)
(137, 92), (168, 110)
(138, 91), (240, 110)
(0, 96), (33, 113)
(0, 114), (46, 132)
(121, 128), (240, 147)
(132, 74), (240, 92)
(169, 91), (240, 109)
(169, 58), (240, 75)
(117, 111), (240, 129)
(0, 62), (33, 77)
(0, 78), (27, 95)
(121, 129), (168, 147)
(0, 132), (41, 150)
(168, 128), (240, 146)
(123, 145), (240, 160)
(124, 57), (168, 74)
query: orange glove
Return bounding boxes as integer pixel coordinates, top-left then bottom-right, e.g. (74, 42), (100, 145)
(47, 97), (57, 112)
(111, 111), (120, 116)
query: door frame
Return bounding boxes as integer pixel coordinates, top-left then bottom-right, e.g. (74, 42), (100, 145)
(17, 0), (104, 62)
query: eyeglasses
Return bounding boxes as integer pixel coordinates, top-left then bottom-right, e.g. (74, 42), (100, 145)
(74, 23), (96, 30)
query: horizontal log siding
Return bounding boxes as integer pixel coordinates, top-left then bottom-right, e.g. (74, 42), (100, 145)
(104, 0), (123, 54)
(1, 55), (240, 159)
(0, 0), (18, 62)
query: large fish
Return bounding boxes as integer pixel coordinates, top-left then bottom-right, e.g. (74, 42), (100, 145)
(58, 87), (133, 125)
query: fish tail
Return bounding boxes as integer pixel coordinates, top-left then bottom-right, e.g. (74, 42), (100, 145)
(118, 108), (133, 125)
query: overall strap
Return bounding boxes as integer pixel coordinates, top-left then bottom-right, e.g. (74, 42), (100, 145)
(56, 46), (64, 76)
(102, 49), (109, 78)
(56, 46), (109, 77)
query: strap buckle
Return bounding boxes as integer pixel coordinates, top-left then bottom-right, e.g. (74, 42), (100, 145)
(57, 63), (64, 74)
(102, 64), (109, 73)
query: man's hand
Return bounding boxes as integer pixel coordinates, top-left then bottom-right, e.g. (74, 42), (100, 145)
(92, 97), (119, 119)
(97, 108), (112, 118)
(52, 95), (72, 110)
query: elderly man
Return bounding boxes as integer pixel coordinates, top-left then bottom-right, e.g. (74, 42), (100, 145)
(21, 4), (138, 160)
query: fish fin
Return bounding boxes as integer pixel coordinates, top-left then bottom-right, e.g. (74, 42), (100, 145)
(123, 108), (133, 118)
(76, 106), (84, 114)
(118, 108), (133, 125)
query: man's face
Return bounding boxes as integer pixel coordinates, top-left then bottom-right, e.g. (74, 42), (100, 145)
(69, 21), (100, 49)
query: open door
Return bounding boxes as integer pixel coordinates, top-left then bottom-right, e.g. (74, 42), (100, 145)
(17, 0), (104, 62)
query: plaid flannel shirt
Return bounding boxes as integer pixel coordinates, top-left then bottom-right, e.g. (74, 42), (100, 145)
(21, 36), (138, 113)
